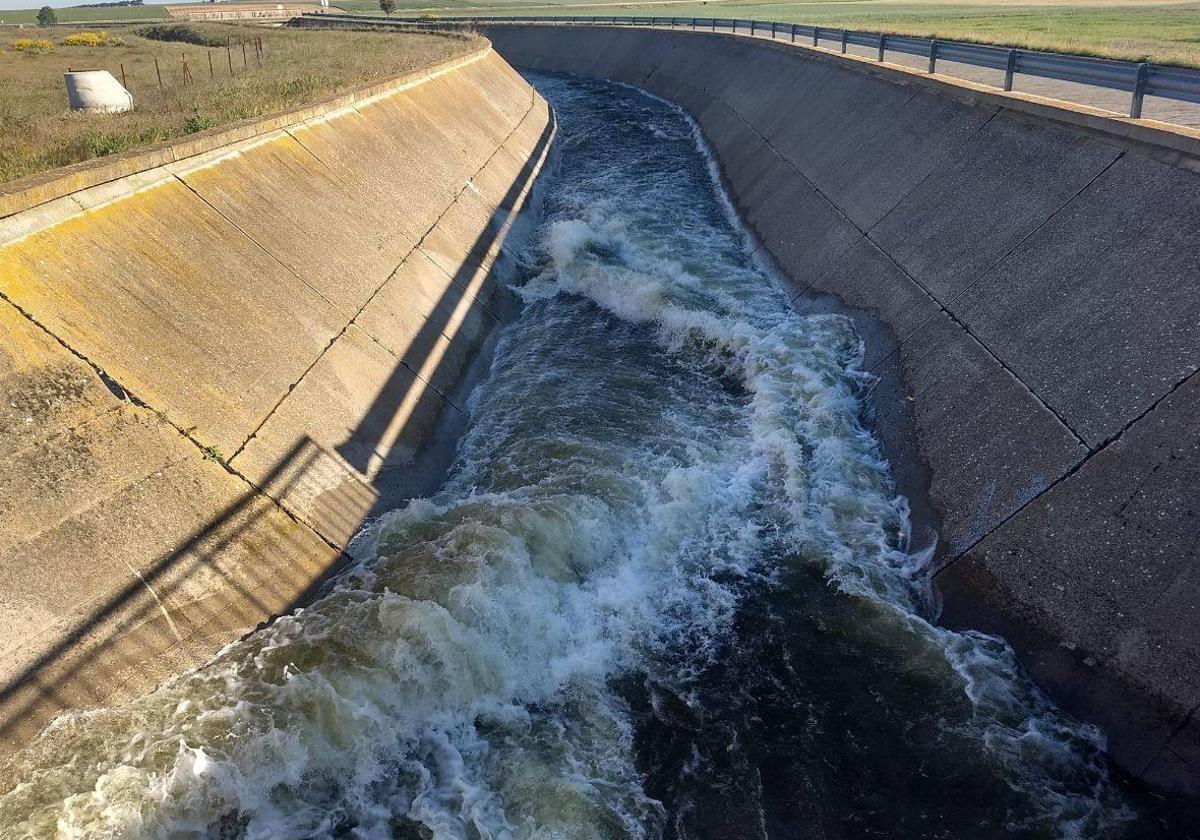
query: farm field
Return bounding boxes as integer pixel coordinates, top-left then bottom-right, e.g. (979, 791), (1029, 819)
(0, 5), (167, 25)
(0, 22), (477, 183)
(339, 0), (1200, 67)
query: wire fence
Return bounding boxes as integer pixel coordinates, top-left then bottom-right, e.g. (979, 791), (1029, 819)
(62, 35), (267, 97)
(308, 13), (1200, 120)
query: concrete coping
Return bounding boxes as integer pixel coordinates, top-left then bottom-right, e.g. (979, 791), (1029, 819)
(0, 34), (492, 221)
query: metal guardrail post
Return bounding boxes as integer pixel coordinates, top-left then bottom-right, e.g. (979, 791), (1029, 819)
(750, 20), (755, 36)
(812, 27), (818, 47)
(1004, 49), (1018, 91)
(770, 21), (776, 39)
(877, 34), (886, 61)
(1130, 62), (1149, 117)
(929, 38), (938, 73)
(841, 30), (848, 54)
(691, 17), (696, 30)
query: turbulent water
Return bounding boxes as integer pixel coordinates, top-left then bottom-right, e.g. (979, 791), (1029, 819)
(0, 73), (1192, 840)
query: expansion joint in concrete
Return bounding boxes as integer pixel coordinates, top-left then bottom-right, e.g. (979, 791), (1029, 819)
(935, 362), (1200, 578)
(0, 292), (345, 561)
(0, 203), (352, 565)
(872, 232), (1089, 448)
(283, 128), (338, 174)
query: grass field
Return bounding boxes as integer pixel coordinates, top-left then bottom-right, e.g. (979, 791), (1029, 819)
(340, 0), (1200, 67)
(0, 22), (477, 183)
(0, 5), (168, 25)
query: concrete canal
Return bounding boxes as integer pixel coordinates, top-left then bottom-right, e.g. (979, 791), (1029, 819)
(0, 70), (1194, 840)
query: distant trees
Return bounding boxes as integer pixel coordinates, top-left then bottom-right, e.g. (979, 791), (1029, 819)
(379, 0), (395, 14)
(36, 5), (57, 25)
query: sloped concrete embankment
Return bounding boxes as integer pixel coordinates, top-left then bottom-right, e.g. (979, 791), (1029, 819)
(484, 26), (1200, 795)
(0, 44), (553, 754)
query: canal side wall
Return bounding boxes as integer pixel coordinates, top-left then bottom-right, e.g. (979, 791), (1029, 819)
(484, 25), (1200, 795)
(0, 44), (553, 755)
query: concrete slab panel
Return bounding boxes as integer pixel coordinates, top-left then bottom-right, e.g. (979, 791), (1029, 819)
(290, 106), (460, 246)
(742, 166), (862, 289)
(359, 248), (497, 394)
(182, 134), (416, 317)
(939, 372), (1200, 781)
(0, 441), (339, 750)
(763, 64), (902, 184)
(872, 312), (1085, 562)
(871, 112), (1121, 301)
(0, 303), (120, 459)
(0, 180), (344, 456)
(794, 237), (939, 371)
(955, 153), (1200, 446)
(816, 89), (995, 230)
(230, 324), (452, 545)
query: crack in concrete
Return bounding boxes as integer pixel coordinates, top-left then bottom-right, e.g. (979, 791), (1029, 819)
(121, 558), (183, 644)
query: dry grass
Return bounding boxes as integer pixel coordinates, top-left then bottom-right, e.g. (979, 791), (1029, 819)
(0, 23), (481, 184)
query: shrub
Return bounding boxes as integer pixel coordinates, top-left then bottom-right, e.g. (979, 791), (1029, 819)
(137, 23), (228, 47)
(61, 30), (124, 47)
(183, 113), (216, 133)
(12, 38), (54, 54)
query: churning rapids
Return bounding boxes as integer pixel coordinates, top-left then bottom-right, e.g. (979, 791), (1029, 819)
(0, 73), (1191, 840)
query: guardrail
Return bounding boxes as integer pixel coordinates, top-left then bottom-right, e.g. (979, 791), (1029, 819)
(304, 12), (1200, 119)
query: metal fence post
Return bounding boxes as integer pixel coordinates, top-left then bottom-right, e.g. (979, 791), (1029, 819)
(1130, 62), (1149, 117)
(928, 38), (937, 73)
(877, 34), (886, 61)
(1004, 49), (1018, 90)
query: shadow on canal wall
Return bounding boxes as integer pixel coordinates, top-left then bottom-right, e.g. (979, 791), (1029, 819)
(0, 42), (554, 757)
(482, 24), (1200, 797)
